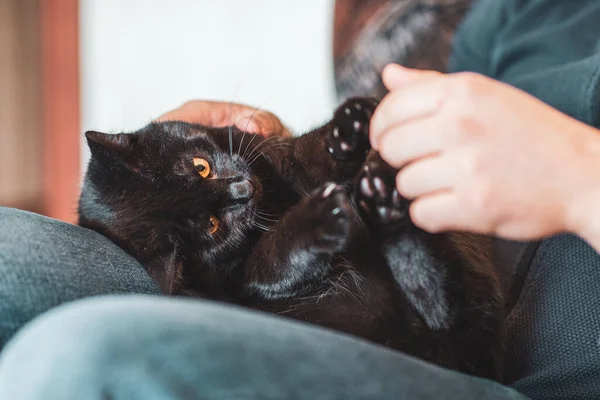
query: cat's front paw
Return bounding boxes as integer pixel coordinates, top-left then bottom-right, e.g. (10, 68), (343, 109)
(299, 183), (353, 253)
(355, 155), (410, 232)
(326, 97), (378, 162)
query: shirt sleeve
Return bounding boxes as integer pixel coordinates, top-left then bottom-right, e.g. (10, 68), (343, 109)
(449, 0), (600, 128)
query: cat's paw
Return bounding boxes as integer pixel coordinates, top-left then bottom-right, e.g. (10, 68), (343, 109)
(355, 156), (410, 232)
(301, 183), (353, 253)
(326, 97), (378, 162)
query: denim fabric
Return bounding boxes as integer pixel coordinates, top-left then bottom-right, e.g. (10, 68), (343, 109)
(0, 296), (527, 400)
(0, 207), (160, 350)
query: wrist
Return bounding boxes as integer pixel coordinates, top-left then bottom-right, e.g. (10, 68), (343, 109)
(563, 127), (600, 245)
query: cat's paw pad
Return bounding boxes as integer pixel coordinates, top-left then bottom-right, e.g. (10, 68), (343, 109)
(355, 158), (410, 231)
(326, 97), (378, 162)
(309, 183), (352, 252)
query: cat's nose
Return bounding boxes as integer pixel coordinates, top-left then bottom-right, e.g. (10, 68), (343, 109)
(228, 179), (254, 203)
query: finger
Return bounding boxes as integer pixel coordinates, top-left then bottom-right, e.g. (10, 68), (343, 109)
(370, 78), (447, 149)
(382, 64), (442, 90)
(396, 154), (457, 199)
(156, 100), (284, 136)
(235, 112), (286, 137)
(376, 118), (447, 168)
(409, 191), (476, 233)
(157, 100), (230, 125)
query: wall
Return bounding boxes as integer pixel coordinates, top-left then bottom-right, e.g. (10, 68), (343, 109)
(80, 0), (337, 172)
(0, 0), (42, 211)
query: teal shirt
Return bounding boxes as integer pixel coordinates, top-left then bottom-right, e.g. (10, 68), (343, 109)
(450, 0), (600, 129)
(450, 2), (600, 398)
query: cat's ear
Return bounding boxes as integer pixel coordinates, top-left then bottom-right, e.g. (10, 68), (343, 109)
(85, 131), (138, 156)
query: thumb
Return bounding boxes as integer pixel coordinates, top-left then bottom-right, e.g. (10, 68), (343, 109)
(382, 64), (441, 90)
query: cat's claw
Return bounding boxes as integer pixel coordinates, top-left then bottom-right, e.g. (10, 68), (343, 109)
(355, 157), (410, 232)
(321, 182), (339, 199)
(304, 182), (352, 252)
(327, 97), (378, 162)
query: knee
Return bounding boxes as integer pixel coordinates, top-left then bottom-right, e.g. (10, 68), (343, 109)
(0, 296), (166, 400)
(0, 208), (158, 349)
(0, 295), (267, 400)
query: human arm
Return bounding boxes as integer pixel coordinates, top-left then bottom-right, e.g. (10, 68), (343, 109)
(370, 64), (600, 253)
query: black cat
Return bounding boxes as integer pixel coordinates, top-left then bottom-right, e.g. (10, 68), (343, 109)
(78, 97), (505, 380)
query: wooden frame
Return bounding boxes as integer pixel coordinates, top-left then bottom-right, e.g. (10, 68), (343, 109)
(40, 0), (80, 223)
(0, 0), (43, 214)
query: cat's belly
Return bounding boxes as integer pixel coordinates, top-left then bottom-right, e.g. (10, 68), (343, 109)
(247, 243), (423, 352)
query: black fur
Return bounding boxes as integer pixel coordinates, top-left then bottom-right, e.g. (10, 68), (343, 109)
(79, 97), (505, 380)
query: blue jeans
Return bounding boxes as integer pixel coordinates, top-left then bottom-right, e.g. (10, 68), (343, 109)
(0, 207), (531, 399)
(3, 206), (600, 399)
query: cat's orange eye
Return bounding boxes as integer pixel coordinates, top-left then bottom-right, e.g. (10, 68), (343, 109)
(193, 157), (211, 178)
(208, 215), (220, 235)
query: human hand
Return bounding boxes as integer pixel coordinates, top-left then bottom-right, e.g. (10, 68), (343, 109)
(157, 100), (289, 137)
(370, 64), (600, 241)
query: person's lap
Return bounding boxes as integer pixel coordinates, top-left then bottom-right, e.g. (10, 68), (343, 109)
(0, 296), (526, 400)
(0, 206), (528, 399)
(0, 206), (159, 349)
(1, 205), (599, 399)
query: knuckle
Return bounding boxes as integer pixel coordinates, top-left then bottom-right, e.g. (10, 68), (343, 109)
(450, 72), (484, 98)
(180, 100), (200, 110)
(462, 150), (485, 176)
(386, 90), (407, 118)
(451, 113), (480, 143)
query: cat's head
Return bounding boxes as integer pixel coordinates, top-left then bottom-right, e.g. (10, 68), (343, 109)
(79, 121), (262, 295)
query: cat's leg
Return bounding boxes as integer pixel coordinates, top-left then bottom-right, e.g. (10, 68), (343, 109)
(354, 153), (505, 378)
(243, 182), (355, 299)
(354, 153), (451, 328)
(265, 97), (379, 192)
(323, 97), (377, 163)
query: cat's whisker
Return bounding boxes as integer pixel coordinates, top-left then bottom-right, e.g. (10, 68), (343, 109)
(246, 147), (289, 167)
(246, 143), (292, 166)
(256, 210), (279, 218)
(241, 130), (263, 160)
(256, 221), (270, 230)
(242, 132), (273, 161)
(251, 221), (271, 232)
(239, 92), (278, 158)
(255, 214), (279, 223)
(241, 117), (277, 160)
(274, 305), (300, 315)
(256, 209), (276, 215)
(238, 103), (267, 157)
(243, 135), (279, 162)
(228, 105), (233, 156)
(228, 79), (244, 157)
(255, 212), (277, 220)
(248, 135), (284, 156)
(294, 185), (311, 198)
(241, 138), (258, 163)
